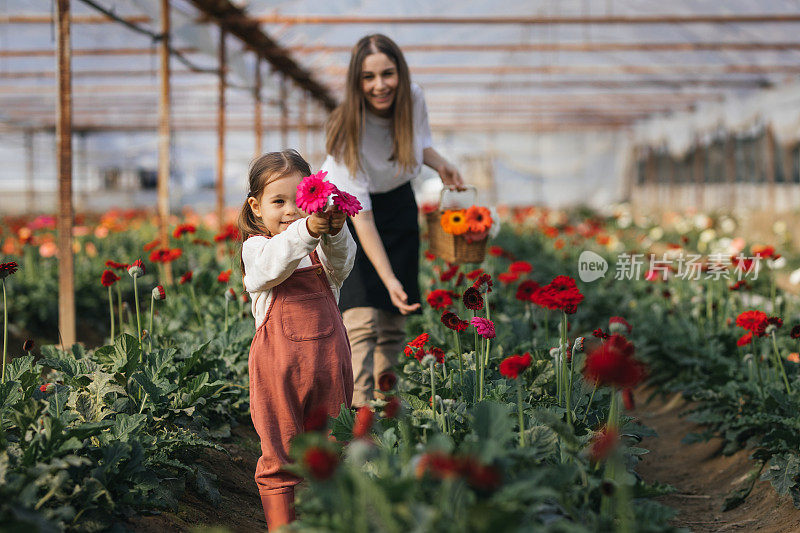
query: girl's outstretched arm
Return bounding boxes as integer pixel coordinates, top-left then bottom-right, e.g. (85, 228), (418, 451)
(242, 219), (319, 293)
(317, 222), (356, 288)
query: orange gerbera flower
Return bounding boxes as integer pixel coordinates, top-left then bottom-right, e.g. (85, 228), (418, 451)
(441, 210), (469, 235)
(465, 205), (492, 233)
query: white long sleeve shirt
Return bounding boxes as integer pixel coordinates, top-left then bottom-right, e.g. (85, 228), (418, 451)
(242, 218), (357, 328)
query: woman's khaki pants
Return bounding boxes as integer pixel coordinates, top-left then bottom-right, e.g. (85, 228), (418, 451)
(342, 307), (406, 408)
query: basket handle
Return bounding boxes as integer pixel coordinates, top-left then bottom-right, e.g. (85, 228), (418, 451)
(438, 185), (478, 211)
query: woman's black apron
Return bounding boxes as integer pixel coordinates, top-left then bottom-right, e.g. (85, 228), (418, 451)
(339, 181), (421, 314)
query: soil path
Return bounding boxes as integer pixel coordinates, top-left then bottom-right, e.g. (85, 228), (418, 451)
(633, 390), (800, 532)
(128, 423), (267, 532)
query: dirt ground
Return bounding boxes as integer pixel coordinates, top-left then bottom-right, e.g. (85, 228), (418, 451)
(127, 423), (266, 533)
(632, 389), (800, 532)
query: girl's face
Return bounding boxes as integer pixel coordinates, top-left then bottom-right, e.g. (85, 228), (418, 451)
(247, 173), (304, 236)
(360, 52), (398, 116)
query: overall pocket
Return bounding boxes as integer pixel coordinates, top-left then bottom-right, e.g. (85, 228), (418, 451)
(281, 291), (335, 341)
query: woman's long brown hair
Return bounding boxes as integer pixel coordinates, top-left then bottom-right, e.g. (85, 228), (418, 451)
(325, 34), (415, 178)
(237, 149), (312, 278)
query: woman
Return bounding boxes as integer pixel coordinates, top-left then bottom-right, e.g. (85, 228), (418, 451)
(321, 34), (464, 408)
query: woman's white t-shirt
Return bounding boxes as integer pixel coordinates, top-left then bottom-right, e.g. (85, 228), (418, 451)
(320, 83), (433, 212)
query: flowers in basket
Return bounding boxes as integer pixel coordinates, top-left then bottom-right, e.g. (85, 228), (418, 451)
(440, 205), (493, 243)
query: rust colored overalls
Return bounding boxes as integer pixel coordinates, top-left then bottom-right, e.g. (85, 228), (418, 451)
(248, 250), (354, 529)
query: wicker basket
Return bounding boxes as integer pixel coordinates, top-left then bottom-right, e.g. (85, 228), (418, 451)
(425, 186), (488, 265)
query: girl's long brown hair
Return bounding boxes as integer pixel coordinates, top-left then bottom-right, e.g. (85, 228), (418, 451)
(325, 34), (415, 178)
(238, 149), (311, 278)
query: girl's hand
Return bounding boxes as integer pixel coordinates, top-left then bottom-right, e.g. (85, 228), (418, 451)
(437, 160), (465, 191)
(385, 277), (421, 315)
(328, 208), (347, 236)
(306, 212), (330, 238)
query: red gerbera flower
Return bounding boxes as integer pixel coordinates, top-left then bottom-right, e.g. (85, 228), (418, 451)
(383, 396), (401, 419)
(736, 310), (767, 333)
(462, 287), (484, 311)
(149, 247), (183, 264)
(441, 311), (469, 332)
(588, 426), (619, 462)
(791, 325), (800, 339)
(105, 260), (129, 271)
(592, 328), (610, 340)
(498, 352), (532, 379)
(0, 261), (19, 279)
(754, 316), (783, 337)
(439, 264), (459, 282)
(217, 269), (232, 283)
(100, 269), (120, 287)
(173, 223), (197, 239)
(608, 316), (632, 335)
(737, 331), (753, 346)
(515, 280), (539, 301)
(179, 270), (193, 284)
(466, 268), (484, 280)
(426, 289), (457, 310)
(352, 406), (374, 438)
(377, 372), (397, 392)
(472, 273), (493, 293)
(408, 333), (429, 348)
(214, 224), (240, 242)
(143, 239), (160, 252)
(582, 334), (645, 389)
(497, 272), (519, 284)
(508, 261), (532, 274)
(303, 447), (339, 479)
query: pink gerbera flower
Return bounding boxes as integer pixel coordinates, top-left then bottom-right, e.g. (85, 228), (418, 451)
(332, 186), (363, 216)
(470, 317), (496, 339)
(296, 170), (335, 213)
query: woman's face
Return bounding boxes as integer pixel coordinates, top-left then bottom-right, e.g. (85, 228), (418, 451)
(360, 52), (398, 116)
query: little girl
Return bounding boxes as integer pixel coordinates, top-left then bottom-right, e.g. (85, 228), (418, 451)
(238, 149), (356, 530)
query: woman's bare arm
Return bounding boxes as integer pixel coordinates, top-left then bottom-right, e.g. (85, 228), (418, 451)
(350, 210), (421, 315)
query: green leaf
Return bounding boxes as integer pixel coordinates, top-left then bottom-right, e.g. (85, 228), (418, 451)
(193, 464), (221, 507)
(330, 403), (356, 442)
(112, 334), (142, 376)
(467, 401), (515, 460)
(761, 454), (800, 496)
(5, 355), (36, 381)
(0, 380), (22, 410)
(112, 413), (147, 441)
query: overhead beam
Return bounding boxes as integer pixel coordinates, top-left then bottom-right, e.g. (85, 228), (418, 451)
(2, 14), (151, 24)
(290, 41), (800, 53)
(325, 64), (800, 76)
(0, 47), (198, 58)
(253, 13), (800, 25)
(187, 0), (336, 110)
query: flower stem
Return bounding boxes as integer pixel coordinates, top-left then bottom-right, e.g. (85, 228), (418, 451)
(581, 384), (598, 425)
(430, 361), (438, 430)
(473, 310), (479, 402)
(108, 285), (115, 342)
(454, 330), (463, 388)
(133, 275), (142, 352)
(2, 280), (7, 384)
(771, 331), (792, 394)
(517, 379), (525, 447)
(115, 284), (124, 335)
(148, 295), (155, 353)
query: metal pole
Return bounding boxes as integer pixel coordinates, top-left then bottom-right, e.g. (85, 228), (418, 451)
(299, 91), (307, 155)
(280, 74), (288, 148)
(216, 28), (226, 228)
(254, 57), (262, 158)
(765, 128), (777, 210)
(158, 0), (173, 284)
(56, 0), (76, 347)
